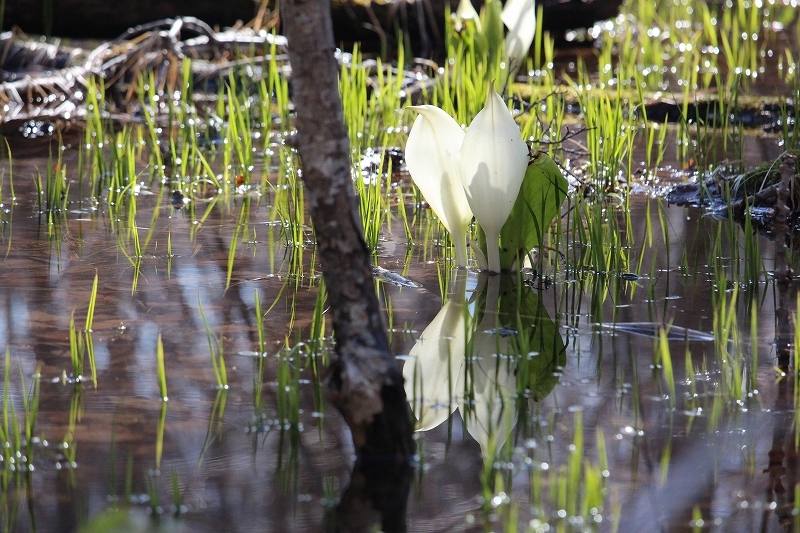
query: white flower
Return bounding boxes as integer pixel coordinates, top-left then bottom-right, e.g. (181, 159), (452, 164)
(461, 327), (517, 457)
(458, 275), (517, 457)
(403, 297), (467, 430)
(405, 106), (472, 266)
(501, 0), (536, 68)
(403, 273), (518, 458)
(457, 86), (529, 273)
(406, 85), (528, 272)
(454, 0), (482, 32)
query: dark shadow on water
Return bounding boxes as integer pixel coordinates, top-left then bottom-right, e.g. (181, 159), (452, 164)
(769, 273), (800, 531)
(325, 456), (413, 533)
(766, 374), (799, 531)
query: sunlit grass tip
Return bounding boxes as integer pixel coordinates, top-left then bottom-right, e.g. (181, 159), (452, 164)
(156, 332), (168, 401)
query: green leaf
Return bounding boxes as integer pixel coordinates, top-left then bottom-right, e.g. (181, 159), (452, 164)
(498, 153), (568, 270)
(481, 0), (504, 67)
(472, 23), (489, 60)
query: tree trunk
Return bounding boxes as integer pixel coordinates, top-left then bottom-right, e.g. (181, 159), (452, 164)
(281, 0), (414, 460)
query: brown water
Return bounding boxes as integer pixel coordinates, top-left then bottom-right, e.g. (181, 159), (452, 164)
(0, 12), (799, 531)
(0, 124), (796, 533)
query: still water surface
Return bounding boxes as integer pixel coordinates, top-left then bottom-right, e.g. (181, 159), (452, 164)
(0, 128), (795, 533)
(0, 7), (798, 525)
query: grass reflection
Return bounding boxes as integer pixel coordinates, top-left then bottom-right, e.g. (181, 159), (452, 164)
(0, 0), (797, 530)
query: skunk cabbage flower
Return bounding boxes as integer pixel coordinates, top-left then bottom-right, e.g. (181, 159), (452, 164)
(458, 275), (517, 457)
(403, 273), (469, 429)
(405, 272), (567, 458)
(406, 106), (473, 266)
(462, 327), (517, 457)
(454, 0), (481, 32)
(458, 87), (528, 273)
(501, 0), (536, 68)
(404, 274), (518, 458)
(407, 87), (527, 272)
(403, 298), (467, 430)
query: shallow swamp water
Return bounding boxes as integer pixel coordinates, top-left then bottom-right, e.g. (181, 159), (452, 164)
(1, 2), (800, 532)
(0, 127), (793, 533)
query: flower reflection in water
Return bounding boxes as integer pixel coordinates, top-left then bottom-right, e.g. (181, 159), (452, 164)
(403, 271), (566, 458)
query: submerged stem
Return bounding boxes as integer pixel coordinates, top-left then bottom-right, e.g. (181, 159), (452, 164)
(485, 229), (501, 273)
(454, 231), (469, 267)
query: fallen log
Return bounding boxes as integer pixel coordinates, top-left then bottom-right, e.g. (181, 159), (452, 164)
(668, 151), (800, 237)
(1, 0), (623, 53)
(0, 20), (437, 127)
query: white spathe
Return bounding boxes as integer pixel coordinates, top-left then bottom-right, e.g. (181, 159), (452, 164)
(402, 297), (467, 430)
(405, 106), (473, 266)
(455, 0), (481, 32)
(458, 276), (517, 457)
(457, 87), (529, 273)
(403, 274), (517, 458)
(406, 87), (528, 272)
(501, 0), (536, 67)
